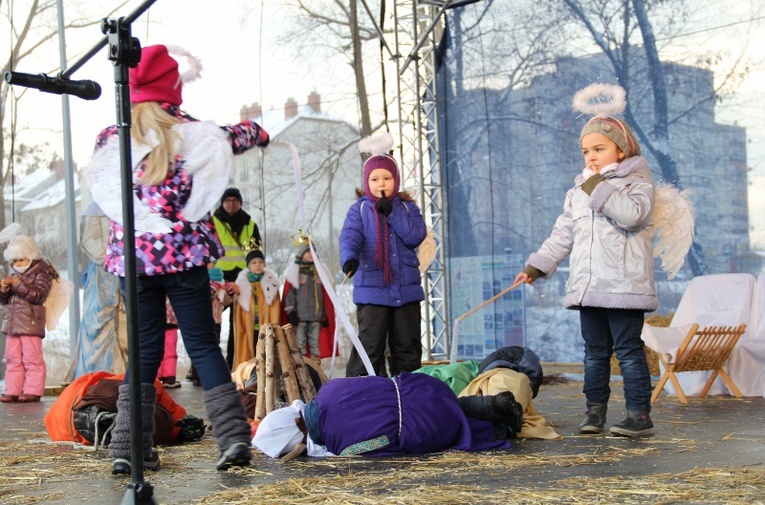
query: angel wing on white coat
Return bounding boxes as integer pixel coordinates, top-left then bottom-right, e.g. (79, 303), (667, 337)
(81, 121), (234, 234)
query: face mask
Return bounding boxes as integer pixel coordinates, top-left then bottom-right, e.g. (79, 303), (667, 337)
(12, 264), (29, 274)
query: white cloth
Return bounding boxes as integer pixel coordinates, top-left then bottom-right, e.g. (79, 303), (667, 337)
(251, 400), (334, 458)
(642, 273), (756, 397)
(729, 272), (765, 397)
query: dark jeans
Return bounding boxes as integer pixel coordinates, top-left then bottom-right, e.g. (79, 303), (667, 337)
(346, 302), (422, 378)
(120, 266), (232, 391)
(579, 307), (652, 411)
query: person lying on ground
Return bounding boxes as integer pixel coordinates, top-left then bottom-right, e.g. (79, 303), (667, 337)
(252, 371), (523, 458)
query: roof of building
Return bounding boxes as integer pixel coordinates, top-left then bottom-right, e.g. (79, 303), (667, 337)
(20, 177), (80, 211)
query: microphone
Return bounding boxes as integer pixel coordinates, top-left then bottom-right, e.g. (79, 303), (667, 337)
(4, 71), (102, 101)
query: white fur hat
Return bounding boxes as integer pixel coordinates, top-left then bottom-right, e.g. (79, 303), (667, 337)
(4, 235), (42, 261)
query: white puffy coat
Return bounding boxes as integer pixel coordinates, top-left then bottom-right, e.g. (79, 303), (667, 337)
(526, 155), (658, 311)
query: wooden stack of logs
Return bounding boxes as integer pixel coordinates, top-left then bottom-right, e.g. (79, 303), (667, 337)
(253, 323), (318, 420)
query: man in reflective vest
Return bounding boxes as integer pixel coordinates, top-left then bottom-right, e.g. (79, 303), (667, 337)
(212, 187), (262, 370)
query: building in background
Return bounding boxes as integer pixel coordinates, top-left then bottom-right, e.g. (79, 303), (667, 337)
(440, 53), (754, 361)
(3, 160), (81, 269)
(234, 91), (360, 276)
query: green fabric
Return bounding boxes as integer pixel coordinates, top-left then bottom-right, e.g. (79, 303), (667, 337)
(413, 360), (480, 395)
(339, 435), (390, 456)
(581, 173), (604, 195)
(522, 265), (545, 280)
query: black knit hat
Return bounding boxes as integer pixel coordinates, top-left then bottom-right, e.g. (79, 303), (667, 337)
(221, 187), (243, 205)
(246, 249), (265, 266)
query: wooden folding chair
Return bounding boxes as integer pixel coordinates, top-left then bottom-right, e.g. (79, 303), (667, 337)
(651, 323), (747, 404)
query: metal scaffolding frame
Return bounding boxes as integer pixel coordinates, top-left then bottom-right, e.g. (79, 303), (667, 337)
(379, 0), (454, 360)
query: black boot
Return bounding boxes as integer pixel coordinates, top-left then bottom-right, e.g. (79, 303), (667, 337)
(203, 382), (252, 470)
(579, 402), (607, 435)
(490, 391), (524, 435)
(109, 383), (160, 474)
(610, 409), (655, 437)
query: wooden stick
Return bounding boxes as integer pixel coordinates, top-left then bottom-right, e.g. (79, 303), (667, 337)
(275, 325), (301, 403)
(254, 326), (267, 420)
(457, 281), (522, 321)
(281, 442), (306, 462)
(283, 324), (317, 401)
(265, 325), (276, 414)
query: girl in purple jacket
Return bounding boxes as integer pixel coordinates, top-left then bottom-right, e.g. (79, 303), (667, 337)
(339, 146), (427, 377)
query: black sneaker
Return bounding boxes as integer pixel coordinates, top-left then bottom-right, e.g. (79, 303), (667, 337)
(216, 442), (252, 471)
(610, 410), (655, 437)
(112, 448), (161, 475)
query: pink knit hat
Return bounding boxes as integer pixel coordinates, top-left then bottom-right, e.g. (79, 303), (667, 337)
(363, 154), (400, 201)
(130, 45), (183, 106)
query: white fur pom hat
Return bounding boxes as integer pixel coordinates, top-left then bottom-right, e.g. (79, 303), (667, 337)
(4, 235), (42, 262)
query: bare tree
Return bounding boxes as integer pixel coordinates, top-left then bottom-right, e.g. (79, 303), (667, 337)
(0, 0), (129, 381)
(558, 0), (720, 275)
(275, 0), (384, 138)
(1, 0), (129, 232)
(443, 2), (570, 256)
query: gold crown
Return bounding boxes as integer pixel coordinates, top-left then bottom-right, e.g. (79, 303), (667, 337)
(290, 229), (312, 248)
(243, 237), (262, 253)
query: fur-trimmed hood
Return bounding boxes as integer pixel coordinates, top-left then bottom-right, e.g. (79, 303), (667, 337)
(235, 267), (280, 311)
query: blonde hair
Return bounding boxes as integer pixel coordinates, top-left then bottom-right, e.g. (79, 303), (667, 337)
(131, 102), (183, 186)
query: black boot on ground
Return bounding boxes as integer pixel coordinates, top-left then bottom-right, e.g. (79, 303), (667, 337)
(610, 409), (655, 437)
(579, 401), (608, 435)
(490, 391), (524, 434)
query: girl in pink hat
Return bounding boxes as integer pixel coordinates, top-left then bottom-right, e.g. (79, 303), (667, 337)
(83, 44), (269, 474)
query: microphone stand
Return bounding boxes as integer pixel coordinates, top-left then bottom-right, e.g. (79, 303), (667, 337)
(6, 1), (158, 503)
(101, 6), (160, 504)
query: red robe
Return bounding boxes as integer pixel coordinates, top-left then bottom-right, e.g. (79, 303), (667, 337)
(281, 279), (337, 358)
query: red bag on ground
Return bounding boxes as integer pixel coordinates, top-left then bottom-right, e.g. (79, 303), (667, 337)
(44, 372), (187, 445)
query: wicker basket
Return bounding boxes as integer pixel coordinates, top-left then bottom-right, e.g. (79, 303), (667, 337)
(610, 313), (673, 377)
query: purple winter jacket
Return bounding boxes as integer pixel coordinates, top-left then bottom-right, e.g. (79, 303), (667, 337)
(339, 194), (426, 306)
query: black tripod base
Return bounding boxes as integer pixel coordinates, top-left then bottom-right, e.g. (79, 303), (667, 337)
(120, 481), (158, 505)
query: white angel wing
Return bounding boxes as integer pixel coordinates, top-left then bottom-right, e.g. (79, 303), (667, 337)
(653, 183), (695, 280)
(45, 277), (74, 331)
(174, 121), (234, 222)
(0, 223), (22, 244)
(417, 228), (438, 273)
(81, 134), (174, 234)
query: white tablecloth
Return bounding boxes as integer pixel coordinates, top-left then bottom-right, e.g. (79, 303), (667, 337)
(641, 273), (761, 397)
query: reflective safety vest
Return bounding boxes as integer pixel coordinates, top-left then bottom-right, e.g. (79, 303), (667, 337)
(213, 216), (255, 273)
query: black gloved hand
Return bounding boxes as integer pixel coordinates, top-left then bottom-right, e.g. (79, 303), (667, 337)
(342, 259), (359, 278)
(287, 311), (299, 327)
(375, 191), (393, 216)
(321, 316), (330, 328)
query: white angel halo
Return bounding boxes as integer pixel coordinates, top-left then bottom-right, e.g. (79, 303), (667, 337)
(572, 83), (627, 117)
(358, 132), (395, 156)
(166, 45), (203, 84)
